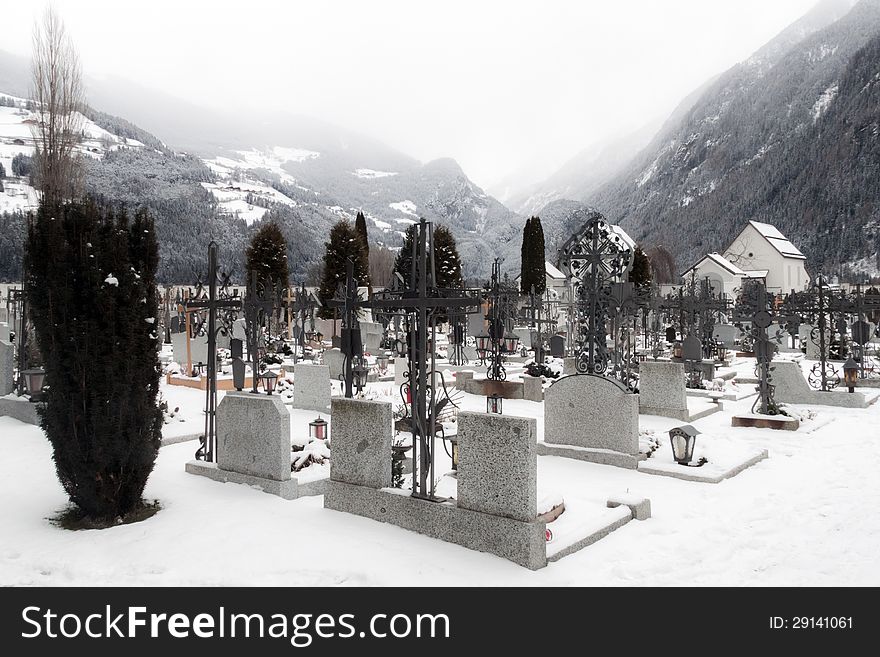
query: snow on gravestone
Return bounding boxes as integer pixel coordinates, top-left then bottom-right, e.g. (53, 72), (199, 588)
(543, 374), (639, 455)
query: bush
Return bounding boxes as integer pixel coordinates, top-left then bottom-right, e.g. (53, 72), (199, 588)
(26, 198), (163, 522)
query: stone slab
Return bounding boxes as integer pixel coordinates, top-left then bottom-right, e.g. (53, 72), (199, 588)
(329, 397), (392, 489)
(0, 397), (41, 425)
(322, 348), (346, 381)
(522, 374), (544, 402)
(638, 361), (687, 413)
(324, 481), (547, 570)
(638, 449), (769, 484)
(536, 441), (641, 469)
(606, 495), (651, 521)
(293, 363), (332, 413)
(0, 340), (13, 396)
(544, 374), (639, 455)
(217, 391), (292, 481)
(546, 509), (632, 563)
(771, 360), (868, 409)
(457, 412), (537, 522)
(731, 414), (800, 431)
(186, 460), (328, 499)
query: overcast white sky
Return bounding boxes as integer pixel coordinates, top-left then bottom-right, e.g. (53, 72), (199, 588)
(2, 0), (819, 191)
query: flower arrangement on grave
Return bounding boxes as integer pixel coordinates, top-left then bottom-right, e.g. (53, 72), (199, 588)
(291, 437), (331, 472)
(525, 361), (560, 380)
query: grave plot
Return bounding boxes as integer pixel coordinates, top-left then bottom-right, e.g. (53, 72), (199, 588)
(538, 374), (644, 469)
(186, 390), (329, 500)
(324, 398), (650, 570)
(638, 360), (723, 422)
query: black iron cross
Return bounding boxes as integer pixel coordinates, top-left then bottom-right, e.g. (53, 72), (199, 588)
(185, 241), (242, 462)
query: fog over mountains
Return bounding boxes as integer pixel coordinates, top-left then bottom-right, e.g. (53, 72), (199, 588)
(1, 0), (879, 283)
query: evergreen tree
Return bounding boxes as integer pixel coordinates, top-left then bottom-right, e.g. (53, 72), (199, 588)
(26, 198), (163, 523)
(433, 225), (463, 288)
(520, 215), (546, 294)
(317, 219), (369, 318)
(392, 224), (416, 286)
(629, 246), (653, 288)
(246, 221), (289, 291)
(355, 210), (370, 259)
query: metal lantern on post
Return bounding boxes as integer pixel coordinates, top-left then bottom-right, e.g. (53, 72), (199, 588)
(353, 357), (369, 392)
(21, 368), (46, 402)
(487, 392), (503, 414)
(476, 332), (490, 352)
(260, 370), (278, 395)
(377, 353), (389, 372)
(669, 425), (700, 465)
(504, 332), (520, 355)
(843, 357), (858, 393)
(309, 416), (328, 440)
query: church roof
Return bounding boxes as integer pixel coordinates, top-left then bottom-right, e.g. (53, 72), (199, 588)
(747, 221), (806, 260)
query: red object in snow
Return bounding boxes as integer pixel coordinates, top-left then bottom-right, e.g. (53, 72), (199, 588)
(545, 528), (553, 543)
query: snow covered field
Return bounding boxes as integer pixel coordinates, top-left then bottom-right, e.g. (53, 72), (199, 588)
(1, 357), (879, 586)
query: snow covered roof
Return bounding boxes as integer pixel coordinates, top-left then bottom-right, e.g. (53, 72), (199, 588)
(611, 224), (636, 252)
(545, 261), (566, 280)
(681, 252), (746, 278)
(742, 269), (769, 279)
(747, 221), (806, 260)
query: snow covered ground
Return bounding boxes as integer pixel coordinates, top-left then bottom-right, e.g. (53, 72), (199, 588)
(1, 358), (879, 586)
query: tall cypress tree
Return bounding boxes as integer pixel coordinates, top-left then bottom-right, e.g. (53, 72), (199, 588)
(26, 198), (163, 523)
(246, 221), (289, 291)
(355, 211), (370, 259)
(520, 215), (546, 294)
(317, 219), (370, 318)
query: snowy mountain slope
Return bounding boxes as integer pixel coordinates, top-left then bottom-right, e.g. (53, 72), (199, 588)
(578, 0), (880, 274)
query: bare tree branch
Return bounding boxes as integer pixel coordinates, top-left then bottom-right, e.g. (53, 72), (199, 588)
(31, 6), (84, 206)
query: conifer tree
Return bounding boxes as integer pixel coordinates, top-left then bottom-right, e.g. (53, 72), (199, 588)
(629, 246), (653, 288)
(355, 210), (370, 259)
(26, 199), (163, 522)
(246, 221), (289, 291)
(392, 224), (416, 286)
(433, 224), (463, 289)
(520, 215), (546, 294)
(317, 219), (370, 318)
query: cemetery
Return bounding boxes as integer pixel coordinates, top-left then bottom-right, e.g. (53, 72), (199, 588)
(2, 200), (880, 583)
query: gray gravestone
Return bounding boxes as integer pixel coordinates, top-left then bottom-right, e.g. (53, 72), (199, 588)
(457, 412), (537, 522)
(329, 397), (392, 489)
(217, 391), (291, 481)
(549, 335), (565, 357)
(0, 322), (10, 343)
(468, 310), (486, 338)
(772, 361), (867, 408)
(544, 374), (638, 455)
(522, 374), (543, 402)
(293, 363), (331, 413)
(171, 332), (209, 368)
(713, 323), (738, 348)
(0, 340), (14, 396)
(638, 361), (688, 419)
(322, 348), (346, 381)
(360, 321), (384, 353)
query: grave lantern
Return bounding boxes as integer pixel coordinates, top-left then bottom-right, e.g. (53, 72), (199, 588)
(504, 332), (520, 354)
(476, 332), (490, 352)
(672, 342), (683, 359)
(487, 393), (503, 414)
(353, 357), (369, 392)
(22, 368), (46, 402)
(377, 353), (389, 371)
(309, 416), (328, 440)
(669, 425), (700, 465)
(193, 361), (206, 377)
(260, 370), (278, 395)
(843, 357), (858, 393)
